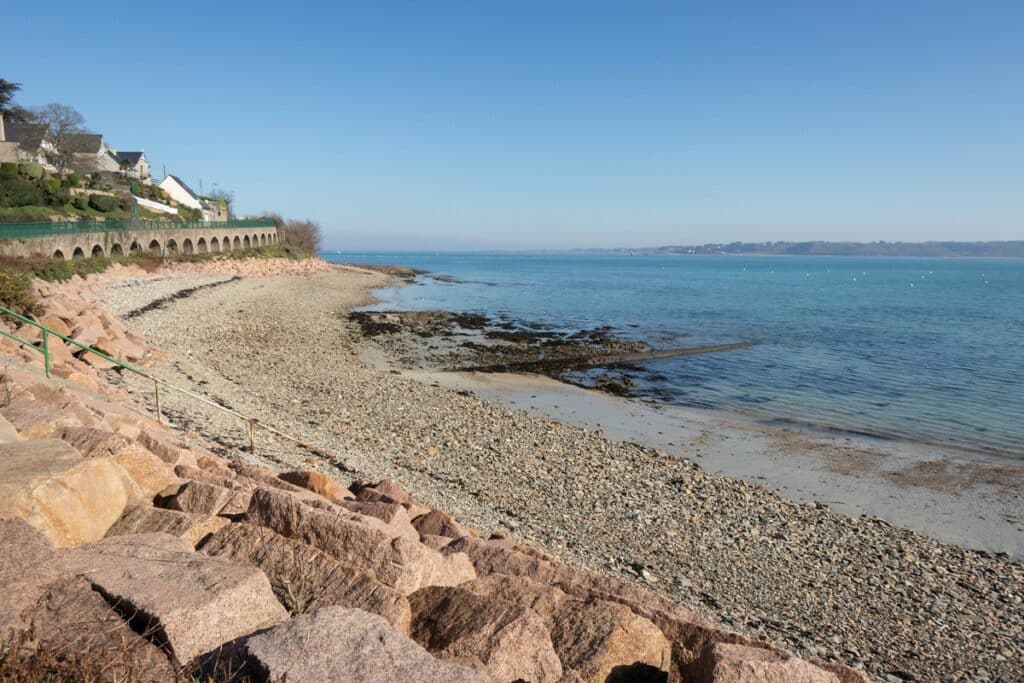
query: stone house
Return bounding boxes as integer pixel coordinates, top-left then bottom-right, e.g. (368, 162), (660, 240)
(1, 119), (52, 166)
(108, 150), (150, 180)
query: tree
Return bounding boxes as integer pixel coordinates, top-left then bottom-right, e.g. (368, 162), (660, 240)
(208, 187), (235, 218)
(283, 219), (323, 255)
(0, 78), (31, 123)
(31, 103), (86, 176)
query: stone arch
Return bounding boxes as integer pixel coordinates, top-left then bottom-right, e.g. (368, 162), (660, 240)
(91, 244), (104, 259)
(243, 235), (251, 249)
(110, 244), (124, 257)
(210, 237), (220, 252)
(183, 238), (195, 255)
(259, 234), (266, 246)
(72, 246), (85, 259)
(197, 237), (208, 254)
(166, 239), (179, 255)
(148, 239), (162, 255)
(53, 249), (65, 260)
(129, 241), (142, 255)
(223, 236), (231, 250)
(233, 236), (241, 249)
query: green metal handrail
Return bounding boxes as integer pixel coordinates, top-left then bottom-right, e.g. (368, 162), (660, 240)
(0, 303), (332, 459)
(0, 219), (276, 239)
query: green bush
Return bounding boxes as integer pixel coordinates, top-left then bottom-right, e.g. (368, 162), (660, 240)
(88, 194), (119, 212)
(72, 195), (89, 211)
(41, 178), (68, 207)
(17, 163), (43, 180)
(0, 175), (45, 208)
(65, 173), (80, 188)
(32, 259), (75, 282)
(0, 268), (41, 316)
(179, 206), (202, 222)
(0, 162), (17, 178)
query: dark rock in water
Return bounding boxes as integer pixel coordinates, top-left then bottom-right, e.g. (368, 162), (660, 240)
(595, 374), (637, 397)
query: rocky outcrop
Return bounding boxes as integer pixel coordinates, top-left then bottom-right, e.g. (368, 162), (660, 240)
(409, 585), (564, 683)
(245, 487), (476, 594)
(685, 642), (842, 683)
(278, 469), (353, 502)
(200, 521), (412, 631)
(0, 438), (140, 547)
(240, 606), (488, 682)
(72, 533), (288, 664)
(106, 505), (229, 547)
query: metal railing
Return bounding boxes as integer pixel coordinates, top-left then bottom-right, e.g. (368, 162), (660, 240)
(0, 219), (276, 239)
(0, 302), (331, 458)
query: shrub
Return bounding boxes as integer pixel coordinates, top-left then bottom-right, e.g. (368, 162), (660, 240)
(32, 258), (75, 282)
(0, 162), (17, 178)
(65, 172), (80, 188)
(88, 194), (119, 212)
(0, 267), (41, 316)
(0, 175), (45, 208)
(17, 162), (43, 180)
(72, 195), (89, 211)
(41, 178), (68, 207)
(282, 219), (322, 255)
(179, 206), (202, 222)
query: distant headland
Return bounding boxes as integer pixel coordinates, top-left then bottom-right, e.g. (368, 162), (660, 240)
(573, 241), (1024, 258)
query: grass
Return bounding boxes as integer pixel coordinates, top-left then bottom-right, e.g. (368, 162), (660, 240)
(0, 267), (42, 316)
(0, 204), (193, 222)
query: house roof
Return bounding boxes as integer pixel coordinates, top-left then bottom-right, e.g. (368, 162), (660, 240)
(3, 121), (47, 150)
(65, 133), (104, 154)
(114, 151), (145, 165)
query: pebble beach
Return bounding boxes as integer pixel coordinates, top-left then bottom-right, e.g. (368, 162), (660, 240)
(101, 263), (1024, 683)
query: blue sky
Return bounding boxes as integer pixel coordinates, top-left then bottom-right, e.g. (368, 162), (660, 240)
(3, 1), (1022, 249)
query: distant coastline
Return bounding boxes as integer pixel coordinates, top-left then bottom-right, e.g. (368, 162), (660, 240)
(568, 240), (1024, 258)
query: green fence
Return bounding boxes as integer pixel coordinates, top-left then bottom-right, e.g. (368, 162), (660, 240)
(0, 218), (276, 239)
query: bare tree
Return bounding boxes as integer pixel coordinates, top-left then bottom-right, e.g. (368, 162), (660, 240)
(31, 103), (86, 175)
(208, 187), (235, 217)
(283, 219), (323, 255)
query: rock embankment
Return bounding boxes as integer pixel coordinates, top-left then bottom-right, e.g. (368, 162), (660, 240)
(0, 260), (859, 681)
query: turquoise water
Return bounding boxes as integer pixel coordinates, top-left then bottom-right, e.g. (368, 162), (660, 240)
(325, 252), (1024, 458)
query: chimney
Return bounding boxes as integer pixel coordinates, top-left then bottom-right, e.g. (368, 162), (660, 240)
(0, 113), (5, 143)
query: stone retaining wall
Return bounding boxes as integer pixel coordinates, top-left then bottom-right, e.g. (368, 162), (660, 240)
(0, 226), (281, 259)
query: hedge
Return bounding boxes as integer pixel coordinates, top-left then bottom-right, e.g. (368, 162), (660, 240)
(88, 194), (120, 212)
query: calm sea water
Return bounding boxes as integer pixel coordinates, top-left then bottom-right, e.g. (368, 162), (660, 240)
(325, 252), (1024, 459)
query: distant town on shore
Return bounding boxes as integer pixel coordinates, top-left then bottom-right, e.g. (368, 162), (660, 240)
(576, 240), (1024, 258)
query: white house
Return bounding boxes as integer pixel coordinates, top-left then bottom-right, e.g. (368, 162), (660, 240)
(158, 174), (203, 210)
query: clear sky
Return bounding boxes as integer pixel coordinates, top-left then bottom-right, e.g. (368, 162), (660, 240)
(3, 1), (1022, 250)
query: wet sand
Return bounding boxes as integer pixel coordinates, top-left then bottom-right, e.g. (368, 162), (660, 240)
(399, 364), (1024, 558)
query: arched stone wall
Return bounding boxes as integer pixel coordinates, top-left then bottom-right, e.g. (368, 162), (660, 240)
(183, 238), (195, 255)
(91, 244), (104, 258)
(72, 247), (85, 259)
(130, 241), (142, 254)
(210, 237), (219, 252)
(149, 239), (162, 255)
(166, 239), (179, 255)
(53, 249), (65, 259)
(111, 244), (124, 256)
(233, 236), (241, 249)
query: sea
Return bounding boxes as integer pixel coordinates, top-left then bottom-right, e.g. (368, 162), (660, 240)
(323, 252), (1024, 459)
